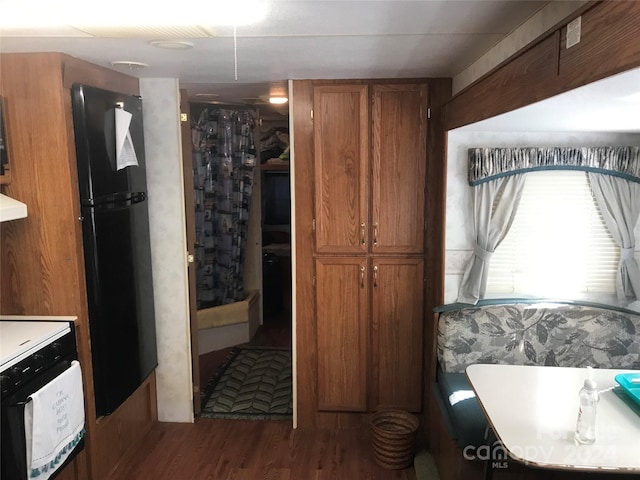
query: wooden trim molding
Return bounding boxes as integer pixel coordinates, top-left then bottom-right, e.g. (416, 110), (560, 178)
(557, 0), (640, 90)
(291, 80), (317, 428)
(445, 0), (640, 130)
(422, 78), (451, 444)
(61, 54), (139, 95)
(445, 31), (560, 130)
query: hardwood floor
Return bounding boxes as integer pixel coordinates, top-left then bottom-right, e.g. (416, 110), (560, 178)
(112, 299), (421, 479)
(110, 419), (417, 480)
(112, 309), (417, 479)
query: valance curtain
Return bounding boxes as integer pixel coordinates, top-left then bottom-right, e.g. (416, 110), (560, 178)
(588, 173), (640, 302)
(468, 146), (640, 185)
(456, 174), (526, 304)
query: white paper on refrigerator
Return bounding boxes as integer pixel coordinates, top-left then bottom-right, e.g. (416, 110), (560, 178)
(114, 108), (139, 170)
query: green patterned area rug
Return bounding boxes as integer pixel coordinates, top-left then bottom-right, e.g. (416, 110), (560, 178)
(200, 346), (293, 420)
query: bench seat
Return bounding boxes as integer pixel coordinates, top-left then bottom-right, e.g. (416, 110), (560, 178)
(433, 371), (488, 449)
(432, 300), (640, 454)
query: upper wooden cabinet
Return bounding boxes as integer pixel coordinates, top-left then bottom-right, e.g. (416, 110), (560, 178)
(313, 83), (428, 254)
(371, 84), (427, 254)
(313, 84), (369, 254)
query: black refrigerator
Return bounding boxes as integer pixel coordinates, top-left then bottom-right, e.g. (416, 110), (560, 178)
(71, 84), (157, 417)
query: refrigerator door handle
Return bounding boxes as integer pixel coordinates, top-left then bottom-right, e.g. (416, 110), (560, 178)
(84, 191), (147, 211)
(130, 192), (147, 204)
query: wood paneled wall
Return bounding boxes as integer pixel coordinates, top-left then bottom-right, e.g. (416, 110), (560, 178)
(445, 0), (640, 130)
(291, 80), (317, 428)
(422, 78), (451, 436)
(1, 53), (96, 479)
(0, 52), (155, 480)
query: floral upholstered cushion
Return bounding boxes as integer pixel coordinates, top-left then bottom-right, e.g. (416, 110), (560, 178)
(437, 302), (640, 373)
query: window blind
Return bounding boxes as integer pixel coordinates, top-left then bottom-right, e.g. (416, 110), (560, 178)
(487, 171), (619, 298)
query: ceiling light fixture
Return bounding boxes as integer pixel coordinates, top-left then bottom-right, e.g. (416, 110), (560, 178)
(0, 0), (267, 28)
(110, 61), (149, 69)
(269, 97), (288, 105)
(149, 40), (194, 50)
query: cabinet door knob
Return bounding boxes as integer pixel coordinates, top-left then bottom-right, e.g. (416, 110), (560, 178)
(360, 223), (366, 246)
(373, 223), (378, 247)
(373, 265), (378, 288)
(360, 265), (365, 288)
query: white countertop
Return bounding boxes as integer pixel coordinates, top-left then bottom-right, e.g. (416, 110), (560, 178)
(0, 193), (28, 222)
(466, 364), (640, 472)
(0, 316), (76, 369)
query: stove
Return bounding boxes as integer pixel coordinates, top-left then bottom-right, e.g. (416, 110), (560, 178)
(1, 315), (82, 480)
(1, 318), (72, 367)
(0, 316), (77, 397)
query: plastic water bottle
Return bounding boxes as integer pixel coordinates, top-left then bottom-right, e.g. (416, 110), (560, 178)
(575, 367), (599, 445)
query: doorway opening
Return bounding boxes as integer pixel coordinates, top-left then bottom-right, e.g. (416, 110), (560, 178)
(184, 91), (293, 419)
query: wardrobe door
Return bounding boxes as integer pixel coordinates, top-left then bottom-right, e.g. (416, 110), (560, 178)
(313, 84), (369, 254)
(371, 84), (428, 254)
(315, 257), (369, 412)
(371, 257), (424, 412)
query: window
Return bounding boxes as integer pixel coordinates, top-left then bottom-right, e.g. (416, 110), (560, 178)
(487, 171), (619, 300)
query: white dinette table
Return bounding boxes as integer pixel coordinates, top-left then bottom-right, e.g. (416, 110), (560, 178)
(465, 364), (640, 473)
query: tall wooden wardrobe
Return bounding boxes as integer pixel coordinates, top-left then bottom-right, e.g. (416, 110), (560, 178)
(293, 79), (450, 428)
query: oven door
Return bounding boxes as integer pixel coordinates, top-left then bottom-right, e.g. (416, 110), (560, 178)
(1, 359), (85, 480)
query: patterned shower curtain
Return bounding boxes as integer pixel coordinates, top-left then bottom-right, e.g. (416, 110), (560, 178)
(192, 107), (257, 309)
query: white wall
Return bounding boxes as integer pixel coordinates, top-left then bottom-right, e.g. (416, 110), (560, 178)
(444, 130), (640, 304)
(140, 78), (194, 422)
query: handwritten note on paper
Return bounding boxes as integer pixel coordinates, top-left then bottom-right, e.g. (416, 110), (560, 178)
(115, 108), (139, 171)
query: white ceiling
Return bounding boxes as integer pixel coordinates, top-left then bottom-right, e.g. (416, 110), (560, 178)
(1, 0), (638, 132)
(0, 0), (549, 104)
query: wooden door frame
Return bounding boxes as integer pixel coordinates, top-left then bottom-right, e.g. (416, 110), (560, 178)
(179, 89), (201, 414)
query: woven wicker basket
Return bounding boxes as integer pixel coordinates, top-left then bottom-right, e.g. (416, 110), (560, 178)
(370, 410), (420, 469)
